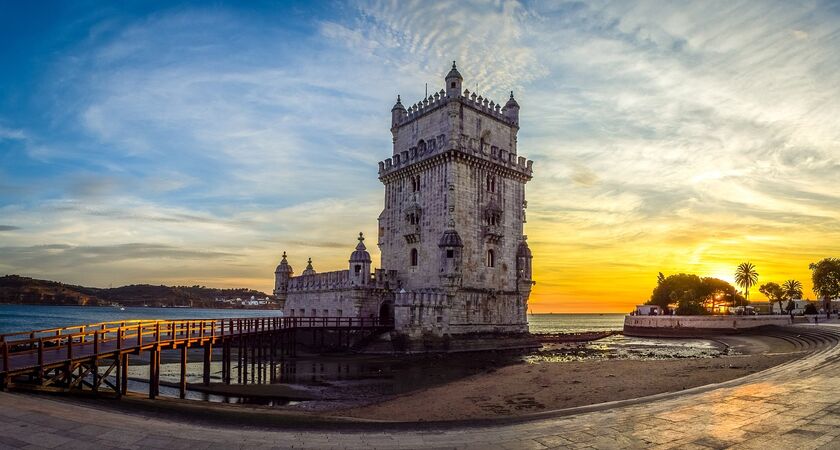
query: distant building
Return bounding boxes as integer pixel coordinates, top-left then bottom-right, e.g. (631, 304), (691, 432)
(274, 62), (534, 338)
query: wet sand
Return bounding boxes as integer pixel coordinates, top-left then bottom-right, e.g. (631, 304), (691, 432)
(334, 353), (798, 421)
(127, 332), (806, 422)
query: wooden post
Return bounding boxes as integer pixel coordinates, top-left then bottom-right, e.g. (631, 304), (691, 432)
(149, 348), (158, 399)
(257, 334), (262, 384)
(250, 336), (256, 384)
(120, 353), (128, 396)
(180, 345), (187, 399)
(203, 341), (212, 386)
(237, 337), (243, 384)
(224, 340), (231, 384)
(35, 337), (45, 383)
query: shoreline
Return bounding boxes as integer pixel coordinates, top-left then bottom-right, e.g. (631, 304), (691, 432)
(112, 330), (806, 422)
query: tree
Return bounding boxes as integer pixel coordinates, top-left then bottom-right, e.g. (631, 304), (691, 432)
(699, 277), (742, 313)
(734, 262), (759, 307)
(657, 272), (666, 285)
(648, 273), (741, 314)
(648, 273), (703, 309)
(781, 279), (803, 300)
(759, 282), (784, 314)
(809, 258), (840, 313)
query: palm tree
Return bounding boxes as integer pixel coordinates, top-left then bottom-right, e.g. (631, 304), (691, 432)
(734, 262), (759, 308)
(782, 279), (803, 300)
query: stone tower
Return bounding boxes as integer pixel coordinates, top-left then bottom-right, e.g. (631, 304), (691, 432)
(377, 62), (534, 336)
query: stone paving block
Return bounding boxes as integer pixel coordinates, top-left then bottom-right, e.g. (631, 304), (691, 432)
(534, 435), (573, 447)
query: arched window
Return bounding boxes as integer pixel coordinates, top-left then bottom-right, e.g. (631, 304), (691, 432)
(410, 248), (418, 266)
(486, 174), (496, 193)
(486, 249), (495, 267)
(411, 175), (421, 192)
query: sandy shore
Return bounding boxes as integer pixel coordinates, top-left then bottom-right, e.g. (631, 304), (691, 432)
(333, 353), (798, 421)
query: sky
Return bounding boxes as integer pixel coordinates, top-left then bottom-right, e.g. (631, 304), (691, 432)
(1, 0), (840, 313)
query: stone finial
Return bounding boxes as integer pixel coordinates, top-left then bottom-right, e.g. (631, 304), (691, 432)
(282, 251), (287, 260)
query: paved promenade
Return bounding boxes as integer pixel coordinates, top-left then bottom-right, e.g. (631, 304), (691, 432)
(2, 324), (840, 449)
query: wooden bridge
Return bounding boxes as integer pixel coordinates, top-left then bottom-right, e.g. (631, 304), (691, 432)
(0, 317), (391, 399)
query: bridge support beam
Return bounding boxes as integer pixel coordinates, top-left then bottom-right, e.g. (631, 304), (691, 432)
(202, 342), (212, 386)
(148, 348), (159, 400)
(120, 354), (128, 396)
(180, 345), (187, 399)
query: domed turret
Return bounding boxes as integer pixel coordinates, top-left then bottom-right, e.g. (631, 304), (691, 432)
(274, 251), (294, 306)
(438, 229), (464, 248)
(302, 257), (316, 276)
(516, 239), (533, 282)
(445, 61), (462, 98)
(275, 251), (293, 275)
(391, 95), (406, 128)
(349, 232), (372, 286)
(350, 232), (371, 263)
(439, 225), (464, 288)
(503, 91), (520, 123)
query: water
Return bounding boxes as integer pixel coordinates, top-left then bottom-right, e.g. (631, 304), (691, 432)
(527, 313), (626, 334)
(0, 304), (281, 335)
(0, 305), (721, 407)
(0, 307), (623, 335)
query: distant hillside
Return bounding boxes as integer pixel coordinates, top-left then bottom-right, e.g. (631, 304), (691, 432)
(0, 275), (274, 308)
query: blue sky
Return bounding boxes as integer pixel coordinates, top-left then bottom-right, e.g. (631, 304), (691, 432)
(2, 1), (840, 311)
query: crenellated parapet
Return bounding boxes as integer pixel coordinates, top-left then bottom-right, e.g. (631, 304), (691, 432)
(391, 89), (519, 128)
(378, 146), (533, 182)
(284, 267), (400, 293)
(287, 270), (352, 292)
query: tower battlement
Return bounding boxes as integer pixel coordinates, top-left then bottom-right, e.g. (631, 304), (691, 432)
(381, 61), (531, 182)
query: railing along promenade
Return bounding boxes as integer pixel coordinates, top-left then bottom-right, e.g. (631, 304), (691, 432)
(0, 316), (391, 399)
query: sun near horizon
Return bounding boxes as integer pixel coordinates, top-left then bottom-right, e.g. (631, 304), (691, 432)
(1, 2), (839, 313)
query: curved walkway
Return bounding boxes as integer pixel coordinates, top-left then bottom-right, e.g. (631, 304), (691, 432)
(3, 324), (840, 449)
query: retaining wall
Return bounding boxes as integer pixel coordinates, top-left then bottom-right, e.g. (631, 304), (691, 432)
(624, 315), (793, 337)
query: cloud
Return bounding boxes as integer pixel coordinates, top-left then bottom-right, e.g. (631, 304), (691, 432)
(0, 225), (20, 231)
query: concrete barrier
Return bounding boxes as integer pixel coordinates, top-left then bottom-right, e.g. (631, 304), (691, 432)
(623, 315), (793, 337)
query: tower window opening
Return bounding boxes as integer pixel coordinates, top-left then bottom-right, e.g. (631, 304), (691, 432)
(355, 264), (361, 274)
(410, 248), (418, 266)
(486, 175), (496, 193)
(446, 249), (454, 258)
(451, 82), (456, 88)
(411, 175), (420, 192)
(486, 249), (495, 268)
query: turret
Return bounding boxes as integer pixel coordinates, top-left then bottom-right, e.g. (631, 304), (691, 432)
(516, 238), (533, 284)
(391, 95), (406, 128)
(445, 61), (463, 98)
(439, 230), (463, 284)
(503, 91), (520, 124)
(274, 251), (294, 307)
(302, 257), (316, 276)
(349, 232), (372, 286)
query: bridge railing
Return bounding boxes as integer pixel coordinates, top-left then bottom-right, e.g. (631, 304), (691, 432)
(1, 316), (393, 372)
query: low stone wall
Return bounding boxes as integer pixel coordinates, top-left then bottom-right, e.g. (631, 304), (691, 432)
(624, 315), (793, 337)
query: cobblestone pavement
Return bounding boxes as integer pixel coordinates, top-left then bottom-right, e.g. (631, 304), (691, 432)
(3, 324), (840, 449)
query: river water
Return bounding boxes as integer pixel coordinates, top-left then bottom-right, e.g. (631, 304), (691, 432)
(0, 305), (622, 335)
(0, 305), (721, 405)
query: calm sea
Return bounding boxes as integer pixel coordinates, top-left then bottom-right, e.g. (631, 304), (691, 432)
(0, 305), (623, 335)
(0, 305), (280, 335)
